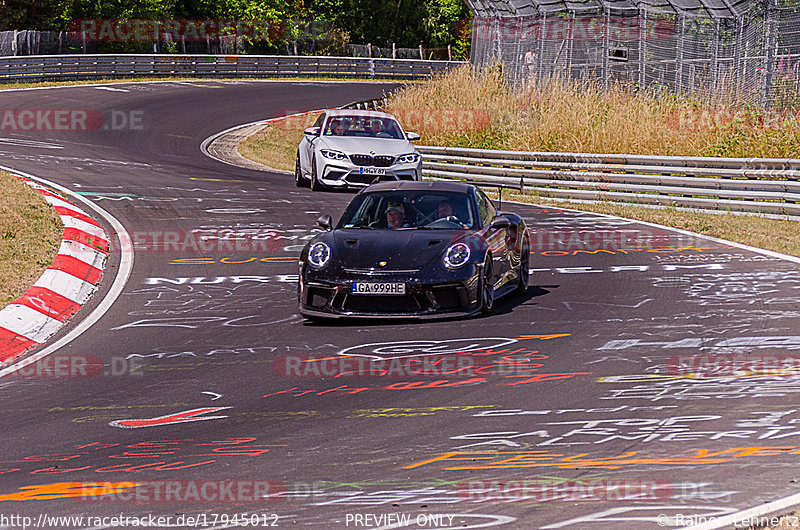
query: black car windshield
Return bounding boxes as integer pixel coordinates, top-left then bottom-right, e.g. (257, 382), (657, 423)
(323, 115), (404, 139)
(338, 191), (477, 230)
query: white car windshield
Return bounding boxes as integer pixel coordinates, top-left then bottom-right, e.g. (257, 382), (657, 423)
(324, 115), (404, 139)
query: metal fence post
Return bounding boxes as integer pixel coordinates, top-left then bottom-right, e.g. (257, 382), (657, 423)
(712, 18), (720, 93)
(514, 17), (523, 84)
(733, 15), (744, 99)
(676, 14), (685, 93)
(567, 11), (575, 78)
(762, 0), (778, 109)
(537, 12), (546, 83)
(602, 7), (610, 89)
(638, 7), (647, 89)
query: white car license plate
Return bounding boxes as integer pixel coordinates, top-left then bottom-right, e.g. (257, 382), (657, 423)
(359, 167), (386, 175)
(352, 282), (406, 295)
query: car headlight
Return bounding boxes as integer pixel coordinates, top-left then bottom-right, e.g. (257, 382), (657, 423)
(320, 149), (348, 161)
(396, 153), (420, 164)
(443, 243), (471, 269)
(307, 242), (332, 269)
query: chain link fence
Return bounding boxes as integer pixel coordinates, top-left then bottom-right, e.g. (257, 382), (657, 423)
(468, 0), (799, 108)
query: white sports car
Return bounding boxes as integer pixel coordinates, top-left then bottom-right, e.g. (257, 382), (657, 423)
(295, 109), (422, 191)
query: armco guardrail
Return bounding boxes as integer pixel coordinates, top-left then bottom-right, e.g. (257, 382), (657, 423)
(0, 54), (464, 83)
(418, 145), (800, 218)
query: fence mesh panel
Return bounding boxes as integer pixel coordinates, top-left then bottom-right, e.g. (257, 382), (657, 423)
(469, 0), (797, 108)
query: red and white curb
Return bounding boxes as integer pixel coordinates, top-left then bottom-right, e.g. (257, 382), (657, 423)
(0, 176), (109, 364)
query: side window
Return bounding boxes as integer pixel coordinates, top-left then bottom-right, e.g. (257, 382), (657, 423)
(313, 113), (325, 129)
(475, 190), (496, 227)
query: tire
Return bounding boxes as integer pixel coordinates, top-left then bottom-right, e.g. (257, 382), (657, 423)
(516, 242), (530, 295)
(295, 152), (306, 188)
(480, 257), (495, 315)
(310, 155), (323, 191)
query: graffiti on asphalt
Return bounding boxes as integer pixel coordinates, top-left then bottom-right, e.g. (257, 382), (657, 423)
(405, 446), (800, 471)
(109, 407), (232, 428)
(0, 438), (285, 477)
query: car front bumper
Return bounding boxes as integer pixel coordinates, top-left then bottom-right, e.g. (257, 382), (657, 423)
(299, 267), (482, 320)
(318, 160), (422, 188)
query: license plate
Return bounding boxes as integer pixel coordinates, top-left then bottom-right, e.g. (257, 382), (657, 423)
(352, 282), (406, 295)
(359, 167), (386, 175)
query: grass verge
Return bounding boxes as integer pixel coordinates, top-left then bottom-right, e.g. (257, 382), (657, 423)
(237, 114), (320, 171)
(0, 172), (63, 309)
(384, 66), (800, 158)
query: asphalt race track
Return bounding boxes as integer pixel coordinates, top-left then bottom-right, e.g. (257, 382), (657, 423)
(1, 80), (800, 530)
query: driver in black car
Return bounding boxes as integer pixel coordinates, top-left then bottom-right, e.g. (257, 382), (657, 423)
(386, 204), (407, 229)
(437, 200), (467, 227)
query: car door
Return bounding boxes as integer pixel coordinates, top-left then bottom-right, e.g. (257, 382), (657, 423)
(300, 112), (325, 176)
(475, 189), (510, 284)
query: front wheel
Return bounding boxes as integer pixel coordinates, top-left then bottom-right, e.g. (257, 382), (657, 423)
(295, 152), (307, 188)
(480, 258), (495, 315)
(310, 156), (323, 191)
(516, 242), (530, 295)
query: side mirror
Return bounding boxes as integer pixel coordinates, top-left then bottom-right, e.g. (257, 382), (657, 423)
(317, 214), (333, 231)
(406, 131), (421, 141)
(490, 216), (510, 230)
(304, 127), (320, 136)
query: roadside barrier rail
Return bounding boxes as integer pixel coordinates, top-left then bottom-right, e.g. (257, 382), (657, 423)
(0, 54), (465, 83)
(417, 145), (800, 217)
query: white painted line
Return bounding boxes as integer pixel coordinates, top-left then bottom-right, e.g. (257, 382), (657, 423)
(32, 269), (97, 304)
(57, 240), (108, 269)
(199, 109), (322, 172)
(0, 138), (63, 149)
(688, 493), (800, 529)
(0, 304), (63, 341)
(93, 86), (128, 92)
(504, 198), (800, 267)
(0, 167), (134, 379)
(59, 215), (108, 240)
(581, 208), (800, 266)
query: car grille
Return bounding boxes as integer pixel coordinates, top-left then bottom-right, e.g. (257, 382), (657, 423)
(350, 154), (395, 167)
(346, 173), (378, 185)
(342, 293), (425, 313)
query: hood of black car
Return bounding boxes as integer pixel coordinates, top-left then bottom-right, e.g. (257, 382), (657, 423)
(330, 229), (461, 270)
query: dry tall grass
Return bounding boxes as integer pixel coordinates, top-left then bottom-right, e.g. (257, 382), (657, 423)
(385, 66), (800, 158)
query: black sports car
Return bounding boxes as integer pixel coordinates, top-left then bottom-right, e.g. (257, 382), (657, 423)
(298, 181), (530, 320)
